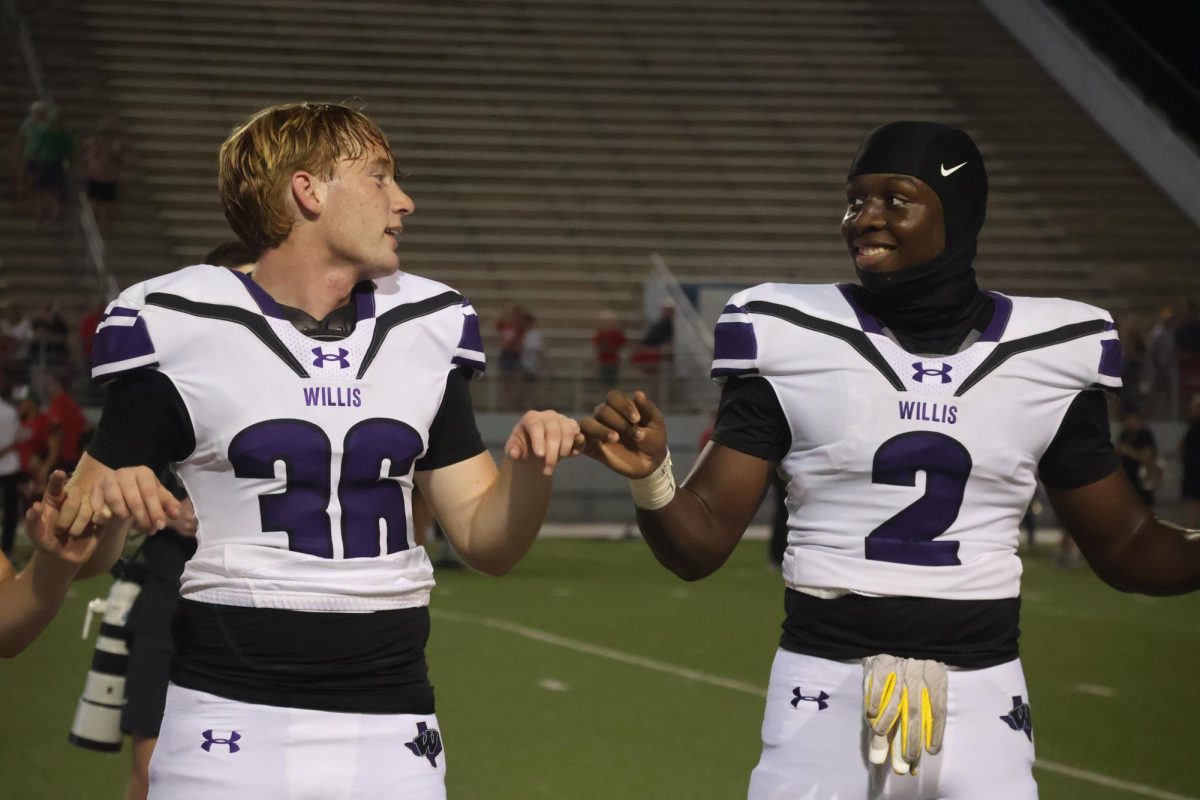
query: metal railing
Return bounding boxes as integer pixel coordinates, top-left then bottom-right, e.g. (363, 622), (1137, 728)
(469, 255), (720, 414)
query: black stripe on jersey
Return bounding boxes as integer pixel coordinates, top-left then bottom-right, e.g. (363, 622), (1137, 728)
(357, 290), (463, 379)
(145, 293), (310, 378)
(955, 319), (1110, 397)
(744, 300), (905, 390)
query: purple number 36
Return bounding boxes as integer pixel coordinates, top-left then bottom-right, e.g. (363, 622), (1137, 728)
(229, 418), (423, 558)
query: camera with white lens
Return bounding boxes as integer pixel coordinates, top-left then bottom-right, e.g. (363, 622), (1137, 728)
(68, 558), (147, 752)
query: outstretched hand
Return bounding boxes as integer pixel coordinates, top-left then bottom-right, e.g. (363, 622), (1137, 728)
(580, 390), (668, 478)
(24, 471), (101, 566)
(505, 410), (586, 476)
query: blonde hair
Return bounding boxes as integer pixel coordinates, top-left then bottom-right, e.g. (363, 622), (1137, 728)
(218, 102), (394, 252)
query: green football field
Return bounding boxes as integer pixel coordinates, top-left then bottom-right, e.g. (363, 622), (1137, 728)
(2, 537), (1198, 799)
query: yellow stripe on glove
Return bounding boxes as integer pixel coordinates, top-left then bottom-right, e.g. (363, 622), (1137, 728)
(862, 654), (949, 776)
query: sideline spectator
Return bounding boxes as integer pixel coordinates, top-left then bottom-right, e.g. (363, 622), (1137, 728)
(520, 311), (544, 407)
(1020, 486), (1044, 552)
(1116, 408), (1160, 506)
(1118, 315), (1147, 407)
(43, 370), (87, 481)
(1182, 394), (1200, 528)
(0, 389), (20, 558)
(1176, 300), (1200, 417)
(18, 101), (73, 225)
(14, 386), (50, 498)
(592, 309), (627, 388)
(1144, 305), (1177, 417)
(30, 303), (70, 375)
(1176, 299), (1200, 354)
(15, 100), (51, 202)
(631, 299), (675, 374)
(82, 117), (125, 228)
(496, 304), (527, 410)
(1, 309), (33, 382)
(77, 302), (105, 367)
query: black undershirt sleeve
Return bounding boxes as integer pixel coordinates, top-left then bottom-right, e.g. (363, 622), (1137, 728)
(415, 368), (486, 471)
(87, 370), (195, 472)
(710, 377), (791, 463)
(1037, 390), (1121, 489)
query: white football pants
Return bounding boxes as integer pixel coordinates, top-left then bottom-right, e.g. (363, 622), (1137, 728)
(148, 683), (447, 800)
(748, 649), (1037, 800)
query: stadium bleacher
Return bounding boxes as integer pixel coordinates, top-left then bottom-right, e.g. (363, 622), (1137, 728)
(5, 0), (1200, 387)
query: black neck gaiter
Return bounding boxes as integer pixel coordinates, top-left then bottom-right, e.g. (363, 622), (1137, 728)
(846, 121), (992, 356)
(853, 236), (991, 356)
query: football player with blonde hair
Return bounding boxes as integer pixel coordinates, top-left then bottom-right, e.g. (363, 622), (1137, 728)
(34, 102), (584, 800)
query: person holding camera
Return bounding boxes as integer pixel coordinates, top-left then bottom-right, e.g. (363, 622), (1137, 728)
(119, 474), (197, 800)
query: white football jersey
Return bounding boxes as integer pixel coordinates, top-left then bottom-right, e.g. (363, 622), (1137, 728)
(712, 283), (1121, 601)
(91, 265), (486, 612)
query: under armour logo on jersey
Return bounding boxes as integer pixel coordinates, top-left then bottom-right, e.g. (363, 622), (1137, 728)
(912, 362), (953, 384)
(200, 730), (241, 753)
(791, 687), (830, 711)
(1000, 695), (1033, 741)
(312, 347), (350, 369)
(405, 721), (443, 767)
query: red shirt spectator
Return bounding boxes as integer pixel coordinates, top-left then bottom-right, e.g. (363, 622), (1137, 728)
(15, 395), (50, 473)
(496, 305), (526, 365)
(45, 376), (88, 469)
(593, 324), (627, 367)
(78, 305), (104, 363)
(593, 311), (627, 387)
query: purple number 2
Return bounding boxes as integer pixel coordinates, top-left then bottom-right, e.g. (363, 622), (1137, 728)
(865, 432), (972, 567)
(229, 417), (423, 559)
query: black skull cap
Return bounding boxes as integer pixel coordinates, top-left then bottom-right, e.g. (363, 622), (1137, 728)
(847, 121), (988, 243)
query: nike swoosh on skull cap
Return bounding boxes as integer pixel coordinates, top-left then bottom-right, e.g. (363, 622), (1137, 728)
(940, 162), (967, 176)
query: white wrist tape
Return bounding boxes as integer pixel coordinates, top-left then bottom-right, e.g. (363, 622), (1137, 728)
(629, 451), (676, 510)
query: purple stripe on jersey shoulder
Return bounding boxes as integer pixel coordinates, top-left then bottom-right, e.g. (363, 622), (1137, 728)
(92, 316), (155, 370)
(978, 292), (1013, 343)
(713, 320), (757, 362)
(231, 269), (287, 320)
(1104, 321), (1117, 332)
(457, 308), (484, 354)
(836, 283), (884, 334)
(1099, 338), (1123, 378)
(102, 306), (139, 321)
